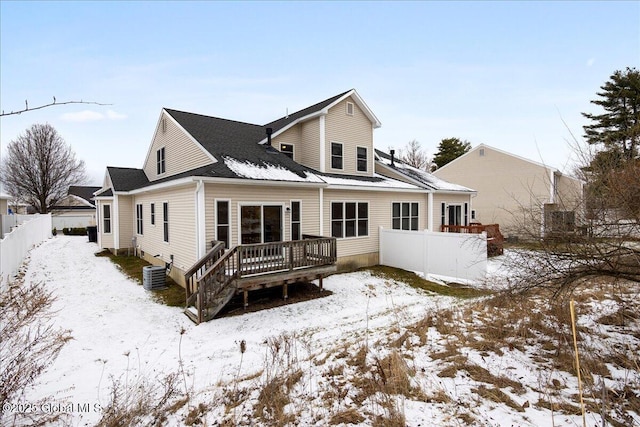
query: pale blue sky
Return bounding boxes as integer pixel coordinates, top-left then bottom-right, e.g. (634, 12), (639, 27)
(1, 1), (638, 185)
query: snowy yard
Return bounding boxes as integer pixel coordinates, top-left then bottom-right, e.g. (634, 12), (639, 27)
(4, 236), (640, 426)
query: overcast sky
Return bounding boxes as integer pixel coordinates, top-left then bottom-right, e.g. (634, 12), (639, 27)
(1, 1), (638, 185)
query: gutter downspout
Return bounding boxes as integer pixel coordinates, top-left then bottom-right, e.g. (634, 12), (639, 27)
(319, 115), (326, 172)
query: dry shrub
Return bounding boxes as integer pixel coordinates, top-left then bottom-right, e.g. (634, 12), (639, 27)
(254, 375), (294, 426)
(471, 385), (525, 412)
(374, 351), (414, 397)
(0, 279), (73, 427)
(329, 407), (365, 425)
(372, 406), (405, 427)
(96, 372), (183, 427)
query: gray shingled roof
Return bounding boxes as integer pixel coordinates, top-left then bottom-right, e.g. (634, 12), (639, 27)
(68, 186), (101, 204)
(264, 90), (351, 133)
(375, 149), (475, 192)
(105, 90), (373, 192)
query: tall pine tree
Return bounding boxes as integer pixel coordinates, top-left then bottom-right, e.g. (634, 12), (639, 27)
(432, 137), (471, 169)
(583, 67), (640, 161)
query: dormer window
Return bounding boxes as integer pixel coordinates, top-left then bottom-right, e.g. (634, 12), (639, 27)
(346, 102), (354, 116)
(280, 143), (294, 159)
(157, 147), (166, 175)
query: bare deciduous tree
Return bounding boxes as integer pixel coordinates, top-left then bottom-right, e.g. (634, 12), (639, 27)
(0, 97), (110, 117)
(0, 123), (87, 213)
(499, 139), (640, 296)
(397, 139), (432, 171)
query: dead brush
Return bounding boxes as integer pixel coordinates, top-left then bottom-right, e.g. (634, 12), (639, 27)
(96, 371), (183, 427)
(0, 278), (73, 427)
(471, 385), (525, 412)
(329, 408), (365, 425)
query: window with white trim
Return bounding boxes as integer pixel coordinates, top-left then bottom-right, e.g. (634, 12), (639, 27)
(163, 202), (169, 242)
(280, 143), (294, 159)
(357, 147), (367, 172)
(331, 202), (368, 238)
(290, 201), (301, 240)
(331, 142), (343, 170)
(392, 202), (419, 230)
(103, 204), (111, 234)
(216, 200), (230, 249)
(150, 203), (155, 225)
(136, 204), (143, 235)
(157, 147), (166, 175)
(441, 202), (446, 228)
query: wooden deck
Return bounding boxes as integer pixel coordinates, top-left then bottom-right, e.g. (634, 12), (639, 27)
(440, 223), (504, 257)
(184, 236), (337, 324)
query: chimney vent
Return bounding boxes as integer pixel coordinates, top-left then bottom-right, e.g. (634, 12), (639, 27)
(266, 127), (273, 146)
(390, 149), (395, 166)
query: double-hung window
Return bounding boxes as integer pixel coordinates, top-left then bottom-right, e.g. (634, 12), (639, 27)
(357, 147), (367, 172)
(290, 201), (301, 240)
(157, 147), (166, 175)
(331, 143), (343, 170)
(280, 143), (294, 159)
(392, 202), (419, 230)
(150, 203), (155, 225)
(163, 202), (169, 242)
(216, 200), (230, 249)
(136, 204), (143, 235)
(331, 202), (368, 238)
(103, 204), (111, 234)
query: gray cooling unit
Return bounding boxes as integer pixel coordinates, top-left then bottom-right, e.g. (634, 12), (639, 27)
(143, 266), (167, 290)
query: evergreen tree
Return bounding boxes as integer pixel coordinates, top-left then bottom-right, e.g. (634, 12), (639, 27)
(432, 137), (471, 169)
(583, 67), (640, 161)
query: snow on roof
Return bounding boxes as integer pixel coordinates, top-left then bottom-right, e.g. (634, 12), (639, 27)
(223, 157), (324, 183)
(320, 173), (422, 190)
(376, 151), (474, 192)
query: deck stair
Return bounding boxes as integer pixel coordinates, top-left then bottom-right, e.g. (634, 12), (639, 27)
(185, 236), (337, 324)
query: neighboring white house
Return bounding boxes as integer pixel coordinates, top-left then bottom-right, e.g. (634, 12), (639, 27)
(50, 186), (99, 230)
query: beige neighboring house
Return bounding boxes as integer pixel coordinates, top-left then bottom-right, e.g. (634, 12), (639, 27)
(94, 89), (475, 287)
(50, 186), (100, 230)
(433, 143), (584, 238)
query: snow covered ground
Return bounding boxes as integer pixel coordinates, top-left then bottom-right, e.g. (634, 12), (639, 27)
(5, 236), (639, 426)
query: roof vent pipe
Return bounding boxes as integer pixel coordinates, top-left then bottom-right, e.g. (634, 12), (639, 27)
(390, 149), (395, 166)
(266, 127), (273, 146)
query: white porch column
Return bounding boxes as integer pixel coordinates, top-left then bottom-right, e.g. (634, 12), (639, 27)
(195, 181), (206, 259)
(427, 192), (434, 231)
(113, 195), (120, 250)
(319, 115), (326, 173)
(319, 187), (324, 236)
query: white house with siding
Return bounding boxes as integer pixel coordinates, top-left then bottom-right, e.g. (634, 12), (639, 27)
(94, 89), (475, 286)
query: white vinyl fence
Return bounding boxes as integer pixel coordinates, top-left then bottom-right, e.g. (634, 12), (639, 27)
(0, 214), (52, 285)
(379, 227), (487, 283)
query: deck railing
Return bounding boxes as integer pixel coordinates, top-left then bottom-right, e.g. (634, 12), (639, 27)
(185, 237), (337, 323)
(440, 223), (504, 256)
